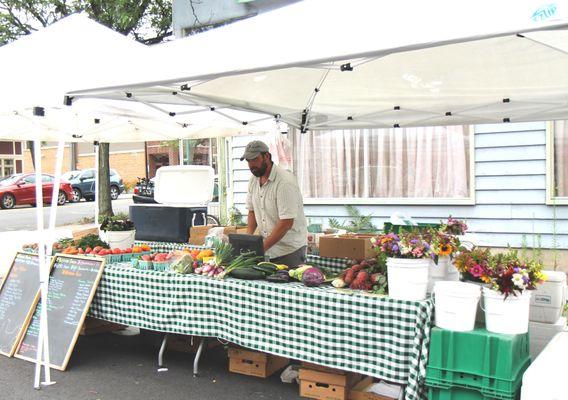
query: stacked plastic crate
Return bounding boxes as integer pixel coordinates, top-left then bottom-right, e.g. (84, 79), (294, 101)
(527, 270), (567, 360)
(425, 327), (531, 400)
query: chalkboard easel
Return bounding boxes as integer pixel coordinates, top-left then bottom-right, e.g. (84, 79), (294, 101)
(15, 254), (105, 371)
(0, 252), (47, 357)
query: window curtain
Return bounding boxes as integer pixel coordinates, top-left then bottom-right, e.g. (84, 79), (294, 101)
(289, 126), (470, 199)
(554, 121), (568, 197)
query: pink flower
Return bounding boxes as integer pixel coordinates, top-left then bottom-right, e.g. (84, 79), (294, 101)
(469, 264), (485, 278)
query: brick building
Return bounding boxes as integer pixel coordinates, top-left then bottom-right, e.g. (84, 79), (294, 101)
(0, 141), (25, 177)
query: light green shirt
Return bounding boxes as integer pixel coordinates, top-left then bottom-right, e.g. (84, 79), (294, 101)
(246, 164), (307, 258)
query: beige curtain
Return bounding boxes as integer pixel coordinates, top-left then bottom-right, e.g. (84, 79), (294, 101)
(290, 126), (470, 198)
(554, 121), (568, 197)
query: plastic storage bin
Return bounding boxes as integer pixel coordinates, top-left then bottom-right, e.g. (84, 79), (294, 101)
(130, 205), (207, 242)
(528, 316), (567, 360)
(521, 332), (568, 400)
(427, 327), (530, 397)
(427, 382), (519, 400)
(529, 270), (566, 323)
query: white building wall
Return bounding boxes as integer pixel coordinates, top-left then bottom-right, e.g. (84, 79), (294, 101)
(230, 122), (568, 249)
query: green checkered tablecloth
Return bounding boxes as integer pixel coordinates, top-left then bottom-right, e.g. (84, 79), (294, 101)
(89, 265), (433, 400)
(135, 241), (206, 252)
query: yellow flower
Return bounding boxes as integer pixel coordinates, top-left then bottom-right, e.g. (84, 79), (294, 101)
(438, 244), (452, 256)
(480, 275), (491, 283)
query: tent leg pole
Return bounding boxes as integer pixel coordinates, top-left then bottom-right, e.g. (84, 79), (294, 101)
(32, 133), (54, 388)
(193, 338), (207, 377)
(179, 139), (183, 165)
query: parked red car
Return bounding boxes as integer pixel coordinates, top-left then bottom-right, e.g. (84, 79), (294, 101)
(0, 173), (74, 209)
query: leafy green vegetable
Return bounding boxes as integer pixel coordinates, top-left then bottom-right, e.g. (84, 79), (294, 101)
(75, 234), (109, 249)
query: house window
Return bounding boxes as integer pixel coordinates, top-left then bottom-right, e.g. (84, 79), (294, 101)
(289, 126), (473, 204)
(549, 121), (568, 203)
(0, 158), (15, 177)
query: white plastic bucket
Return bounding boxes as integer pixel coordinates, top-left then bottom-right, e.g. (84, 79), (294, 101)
(100, 229), (136, 249)
(483, 288), (532, 334)
(387, 258), (430, 301)
(429, 256), (449, 278)
(434, 281), (481, 332)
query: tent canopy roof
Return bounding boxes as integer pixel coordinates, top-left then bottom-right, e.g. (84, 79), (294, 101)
(0, 14), (271, 141)
(68, 0), (568, 130)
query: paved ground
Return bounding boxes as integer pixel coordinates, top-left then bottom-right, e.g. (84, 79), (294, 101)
(0, 195), (132, 232)
(0, 330), (299, 400)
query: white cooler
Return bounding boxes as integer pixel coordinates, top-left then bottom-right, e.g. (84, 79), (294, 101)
(529, 270), (567, 323)
(528, 317), (567, 360)
(522, 332), (568, 400)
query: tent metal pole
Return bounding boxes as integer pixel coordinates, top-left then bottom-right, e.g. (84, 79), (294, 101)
(179, 139), (183, 165)
(31, 113), (54, 388)
(94, 142), (99, 225)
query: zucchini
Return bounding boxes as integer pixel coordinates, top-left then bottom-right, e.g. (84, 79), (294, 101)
(229, 268), (266, 280)
(253, 263), (278, 275)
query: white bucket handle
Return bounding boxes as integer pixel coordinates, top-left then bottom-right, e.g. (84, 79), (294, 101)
(480, 294), (486, 312)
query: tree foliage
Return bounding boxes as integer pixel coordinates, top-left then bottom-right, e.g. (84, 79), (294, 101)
(0, 0), (173, 46)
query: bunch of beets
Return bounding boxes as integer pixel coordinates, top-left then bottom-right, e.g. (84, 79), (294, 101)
(340, 259), (383, 290)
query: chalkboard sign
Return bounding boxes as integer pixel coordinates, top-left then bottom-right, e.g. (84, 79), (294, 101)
(15, 255), (105, 370)
(0, 253), (44, 357)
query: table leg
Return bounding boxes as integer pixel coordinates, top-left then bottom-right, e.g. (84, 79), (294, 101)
(157, 333), (169, 372)
(193, 338), (207, 377)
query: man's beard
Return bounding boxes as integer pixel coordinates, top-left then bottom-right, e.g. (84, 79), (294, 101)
(250, 160), (268, 177)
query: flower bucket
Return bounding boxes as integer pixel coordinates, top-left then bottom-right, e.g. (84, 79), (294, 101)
(100, 229), (136, 250)
(429, 256), (449, 278)
(434, 281), (481, 332)
(387, 258), (430, 301)
(482, 287), (532, 334)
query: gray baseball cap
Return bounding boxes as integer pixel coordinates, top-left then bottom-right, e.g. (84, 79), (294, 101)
(240, 140), (269, 161)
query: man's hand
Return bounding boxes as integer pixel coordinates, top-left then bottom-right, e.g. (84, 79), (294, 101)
(263, 218), (294, 252)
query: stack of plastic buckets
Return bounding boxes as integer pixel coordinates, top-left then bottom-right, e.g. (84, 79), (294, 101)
(425, 327), (531, 399)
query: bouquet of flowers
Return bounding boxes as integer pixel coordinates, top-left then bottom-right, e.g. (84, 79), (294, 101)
(452, 247), (492, 283)
(442, 216), (468, 236)
(426, 230), (459, 264)
(371, 231), (433, 259)
(488, 250), (547, 298)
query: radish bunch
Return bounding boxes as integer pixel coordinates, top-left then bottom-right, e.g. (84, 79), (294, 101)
(193, 262), (225, 278)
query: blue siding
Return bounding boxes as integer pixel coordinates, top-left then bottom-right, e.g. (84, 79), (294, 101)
(230, 123), (567, 249)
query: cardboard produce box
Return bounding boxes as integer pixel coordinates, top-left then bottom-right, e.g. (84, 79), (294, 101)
(228, 347), (289, 378)
(349, 377), (403, 400)
(167, 334), (221, 354)
(299, 367), (364, 400)
(189, 225), (240, 245)
(318, 234), (375, 259)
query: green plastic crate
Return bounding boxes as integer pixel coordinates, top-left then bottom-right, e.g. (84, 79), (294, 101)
(383, 222), (441, 233)
(427, 327), (530, 381)
(427, 383), (519, 400)
(426, 361), (527, 398)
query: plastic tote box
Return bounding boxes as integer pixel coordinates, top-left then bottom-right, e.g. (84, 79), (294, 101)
(529, 270), (567, 323)
(129, 166), (215, 243)
(130, 205), (207, 243)
(528, 317), (567, 361)
(522, 331), (568, 400)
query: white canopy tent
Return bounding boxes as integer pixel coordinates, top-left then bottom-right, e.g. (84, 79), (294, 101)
(0, 13), (271, 388)
(69, 0), (568, 130)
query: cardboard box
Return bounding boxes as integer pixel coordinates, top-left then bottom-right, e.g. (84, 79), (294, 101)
(72, 225), (100, 240)
(349, 377), (401, 400)
(299, 367), (364, 400)
(318, 234), (375, 260)
(228, 347), (289, 378)
(167, 335), (221, 354)
(189, 225), (239, 245)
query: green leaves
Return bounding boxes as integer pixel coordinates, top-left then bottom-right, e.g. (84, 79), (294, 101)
(328, 205), (377, 233)
(0, 0), (173, 46)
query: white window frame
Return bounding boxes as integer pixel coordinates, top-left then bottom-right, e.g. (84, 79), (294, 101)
(546, 121), (568, 205)
(301, 126), (476, 206)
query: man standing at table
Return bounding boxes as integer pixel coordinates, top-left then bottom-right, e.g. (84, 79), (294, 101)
(242, 140), (307, 268)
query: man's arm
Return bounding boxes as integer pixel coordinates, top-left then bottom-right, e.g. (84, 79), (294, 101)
(263, 218), (294, 252)
(247, 211), (258, 235)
